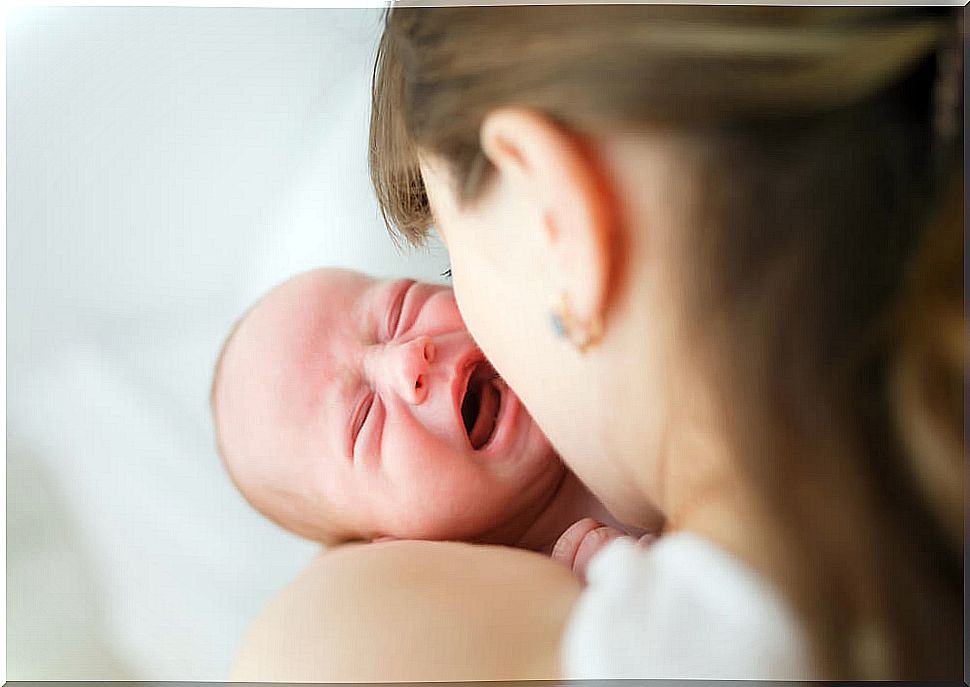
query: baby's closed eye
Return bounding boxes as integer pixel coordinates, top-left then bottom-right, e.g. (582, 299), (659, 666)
(384, 281), (414, 341)
(352, 393), (386, 463)
(350, 392), (375, 457)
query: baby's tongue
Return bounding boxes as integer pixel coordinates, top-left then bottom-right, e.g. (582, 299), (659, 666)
(469, 380), (500, 449)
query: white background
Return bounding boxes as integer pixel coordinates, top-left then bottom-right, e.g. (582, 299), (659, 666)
(6, 6), (449, 679)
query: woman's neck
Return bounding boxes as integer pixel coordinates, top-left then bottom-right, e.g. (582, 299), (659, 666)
(601, 293), (777, 580)
(657, 410), (782, 586)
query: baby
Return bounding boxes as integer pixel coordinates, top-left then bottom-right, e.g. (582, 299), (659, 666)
(210, 268), (652, 576)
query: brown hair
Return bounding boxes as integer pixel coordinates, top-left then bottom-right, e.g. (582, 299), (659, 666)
(369, 5), (964, 679)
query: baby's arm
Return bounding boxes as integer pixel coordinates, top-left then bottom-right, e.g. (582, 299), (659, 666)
(531, 471), (660, 581)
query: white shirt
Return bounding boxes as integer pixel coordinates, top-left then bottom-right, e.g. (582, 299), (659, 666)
(562, 532), (815, 679)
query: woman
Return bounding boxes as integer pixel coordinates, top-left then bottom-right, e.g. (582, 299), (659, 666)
(232, 6), (963, 680)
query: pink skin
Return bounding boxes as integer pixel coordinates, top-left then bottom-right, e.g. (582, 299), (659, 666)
(214, 268), (569, 544)
(551, 518), (658, 583)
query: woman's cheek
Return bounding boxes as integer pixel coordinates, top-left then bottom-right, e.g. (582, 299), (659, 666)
(451, 269), (491, 349)
(457, 280), (513, 383)
(449, 272), (476, 337)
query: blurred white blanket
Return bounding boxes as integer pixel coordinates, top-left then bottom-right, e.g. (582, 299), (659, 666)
(7, 7), (448, 679)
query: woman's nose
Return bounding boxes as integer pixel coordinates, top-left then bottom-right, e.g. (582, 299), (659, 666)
(386, 335), (436, 404)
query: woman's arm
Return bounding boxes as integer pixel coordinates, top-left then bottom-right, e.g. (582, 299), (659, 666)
(230, 539), (583, 682)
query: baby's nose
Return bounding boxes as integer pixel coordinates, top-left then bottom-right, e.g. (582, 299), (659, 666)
(387, 335), (436, 404)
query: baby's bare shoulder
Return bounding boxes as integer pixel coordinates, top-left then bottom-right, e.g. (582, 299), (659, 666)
(233, 540), (581, 682)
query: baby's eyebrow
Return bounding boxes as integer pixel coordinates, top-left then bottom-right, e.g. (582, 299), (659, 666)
(357, 278), (393, 340)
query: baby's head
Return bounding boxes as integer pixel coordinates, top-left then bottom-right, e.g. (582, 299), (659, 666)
(211, 268), (564, 545)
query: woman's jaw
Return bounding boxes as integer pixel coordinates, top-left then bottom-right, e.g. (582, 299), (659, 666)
(418, 126), (748, 539)
(416, 136), (671, 532)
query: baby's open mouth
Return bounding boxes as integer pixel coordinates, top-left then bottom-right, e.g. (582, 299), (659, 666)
(461, 360), (502, 450)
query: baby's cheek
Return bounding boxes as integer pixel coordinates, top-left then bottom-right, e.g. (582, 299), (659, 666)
(422, 292), (467, 333)
(415, 474), (501, 538)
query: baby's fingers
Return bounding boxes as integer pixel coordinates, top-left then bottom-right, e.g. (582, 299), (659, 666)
(571, 525), (626, 584)
(551, 518), (602, 570)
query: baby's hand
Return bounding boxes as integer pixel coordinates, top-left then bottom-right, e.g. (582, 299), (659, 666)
(551, 518), (656, 584)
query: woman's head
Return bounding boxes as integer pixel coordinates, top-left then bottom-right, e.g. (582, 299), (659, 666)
(369, 5), (963, 678)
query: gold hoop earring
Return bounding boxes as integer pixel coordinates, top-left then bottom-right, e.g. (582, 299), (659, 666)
(550, 292), (603, 353)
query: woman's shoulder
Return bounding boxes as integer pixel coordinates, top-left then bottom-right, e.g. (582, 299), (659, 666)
(563, 532), (815, 680)
(232, 539), (582, 682)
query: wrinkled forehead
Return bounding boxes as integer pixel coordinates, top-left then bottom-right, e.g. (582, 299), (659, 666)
(252, 268), (379, 335)
(216, 269), (381, 426)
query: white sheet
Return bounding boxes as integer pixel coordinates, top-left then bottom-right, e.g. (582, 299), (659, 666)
(7, 7), (449, 679)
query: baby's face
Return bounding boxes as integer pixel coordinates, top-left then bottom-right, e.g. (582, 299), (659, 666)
(214, 268), (564, 542)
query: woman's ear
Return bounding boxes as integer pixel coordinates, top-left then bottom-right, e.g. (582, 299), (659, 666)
(480, 107), (619, 340)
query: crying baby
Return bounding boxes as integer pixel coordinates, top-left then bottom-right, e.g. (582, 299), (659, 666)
(210, 268), (651, 572)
